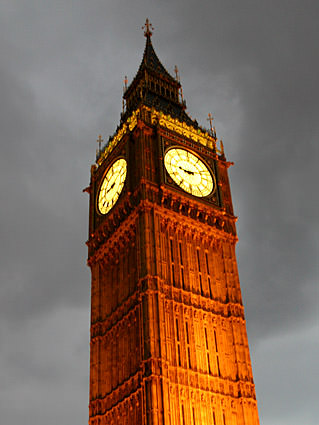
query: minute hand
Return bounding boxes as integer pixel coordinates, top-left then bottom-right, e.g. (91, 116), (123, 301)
(179, 166), (194, 175)
(106, 181), (116, 193)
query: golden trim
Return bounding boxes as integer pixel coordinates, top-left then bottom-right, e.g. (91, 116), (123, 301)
(145, 106), (224, 154)
(97, 106), (224, 166)
(150, 108), (215, 148)
(97, 110), (139, 165)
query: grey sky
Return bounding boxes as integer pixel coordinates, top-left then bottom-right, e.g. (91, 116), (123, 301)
(0, 1), (318, 424)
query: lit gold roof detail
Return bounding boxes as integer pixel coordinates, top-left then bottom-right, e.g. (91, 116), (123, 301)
(97, 106), (224, 166)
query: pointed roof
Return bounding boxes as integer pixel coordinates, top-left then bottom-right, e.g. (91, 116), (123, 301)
(124, 21), (179, 101)
(122, 20), (198, 128)
(138, 34), (176, 83)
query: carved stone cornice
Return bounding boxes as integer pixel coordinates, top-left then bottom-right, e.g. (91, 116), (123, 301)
(88, 188), (237, 267)
(155, 197), (237, 243)
(158, 283), (245, 320)
(89, 373), (143, 417)
(89, 369), (256, 420)
(91, 289), (140, 337)
(87, 208), (138, 266)
(165, 374), (256, 402)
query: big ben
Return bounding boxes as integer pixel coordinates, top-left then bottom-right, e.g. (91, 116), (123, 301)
(86, 19), (260, 425)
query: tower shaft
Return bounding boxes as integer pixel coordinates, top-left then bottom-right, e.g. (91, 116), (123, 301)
(86, 25), (260, 425)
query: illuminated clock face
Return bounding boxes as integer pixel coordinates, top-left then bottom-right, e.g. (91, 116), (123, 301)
(164, 148), (214, 197)
(97, 158), (127, 214)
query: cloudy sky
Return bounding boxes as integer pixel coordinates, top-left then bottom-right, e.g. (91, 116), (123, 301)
(0, 1), (318, 424)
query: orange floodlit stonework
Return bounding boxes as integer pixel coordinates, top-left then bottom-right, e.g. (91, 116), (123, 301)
(86, 21), (260, 425)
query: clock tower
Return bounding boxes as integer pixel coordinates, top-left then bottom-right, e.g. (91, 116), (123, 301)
(86, 20), (260, 425)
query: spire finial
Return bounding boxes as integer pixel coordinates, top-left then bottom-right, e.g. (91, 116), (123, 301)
(97, 134), (103, 153)
(123, 75), (128, 92)
(207, 113), (214, 131)
(174, 65), (180, 82)
(142, 18), (154, 38)
(207, 113), (217, 138)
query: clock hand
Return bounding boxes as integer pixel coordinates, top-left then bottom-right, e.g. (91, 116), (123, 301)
(179, 166), (194, 175)
(106, 181), (116, 193)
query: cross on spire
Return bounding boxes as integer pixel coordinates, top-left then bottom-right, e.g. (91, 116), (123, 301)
(174, 65), (180, 82)
(207, 113), (214, 131)
(123, 75), (128, 93)
(142, 18), (154, 37)
(97, 134), (103, 152)
(207, 113), (217, 138)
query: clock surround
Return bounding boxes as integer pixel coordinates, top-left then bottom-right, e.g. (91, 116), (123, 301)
(97, 157), (127, 215)
(164, 146), (215, 198)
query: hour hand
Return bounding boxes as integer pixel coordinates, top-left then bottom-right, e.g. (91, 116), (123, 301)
(106, 182), (115, 193)
(179, 166), (194, 175)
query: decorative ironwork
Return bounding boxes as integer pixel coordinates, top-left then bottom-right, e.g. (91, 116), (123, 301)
(142, 18), (154, 37)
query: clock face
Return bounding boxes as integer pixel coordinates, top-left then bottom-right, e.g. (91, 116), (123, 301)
(97, 158), (127, 214)
(164, 148), (214, 197)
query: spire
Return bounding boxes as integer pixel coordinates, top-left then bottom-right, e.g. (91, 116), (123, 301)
(139, 19), (176, 82)
(122, 20), (194, 126)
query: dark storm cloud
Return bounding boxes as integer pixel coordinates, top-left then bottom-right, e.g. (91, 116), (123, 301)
(1, 1), (318, 424)
(0, 67), (89, 323)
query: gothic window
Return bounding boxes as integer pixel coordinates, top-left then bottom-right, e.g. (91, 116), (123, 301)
(175, 317), (181, 367)
(214, 329), (221, 376)
(205, 251), (210, 274)
(185, 321), (192, 369)
(205, 251), (213, 298)
(165, 306), (173, 362)
(187, 242), (195, 292)
(170, 238), (176, 286)
(197, 248), (201, 272)
(179, 241), (185, 289)
(204, 327), (212, 374)
(197, 248), (204, 296)
(181, 404), (186, 425)
(213, 411), (217, 425)
(192, 406), (196, 425)
(223, 412), (226, 425)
